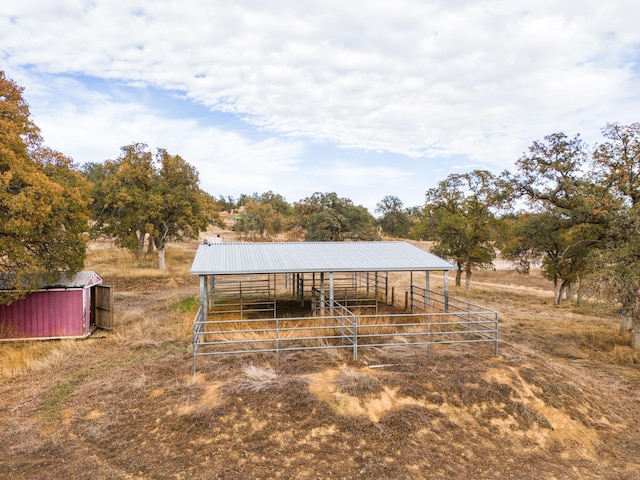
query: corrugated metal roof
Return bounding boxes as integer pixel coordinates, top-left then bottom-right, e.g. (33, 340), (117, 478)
(0, 271), (102, 290)
(51, 271), (103, 289)
(190, 241), (454, 275)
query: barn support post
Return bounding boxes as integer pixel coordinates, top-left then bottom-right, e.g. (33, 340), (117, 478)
(299, 273), (304, 307)
(410, 271), (414, 314)
(425, 271), (430, 308)
(329, 272), (335, 316)
(320, 273), (325, 315)
(444, 271), (449, 312)
(375, 272), (379, 300)
(312, 273), (317, 314)
(199, 275), (208, 321)
(273, 273), (277, 319)
(385, 272), (389, 305)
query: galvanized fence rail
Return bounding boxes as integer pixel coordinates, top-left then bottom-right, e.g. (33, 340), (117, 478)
(193, 294), (498, 373)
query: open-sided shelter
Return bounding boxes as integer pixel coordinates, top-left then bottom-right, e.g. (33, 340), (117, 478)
(190, 241), (498, 371)
(0, 271), (114, 340)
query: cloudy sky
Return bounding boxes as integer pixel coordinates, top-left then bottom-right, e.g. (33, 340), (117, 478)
(2, 1), (639, 211)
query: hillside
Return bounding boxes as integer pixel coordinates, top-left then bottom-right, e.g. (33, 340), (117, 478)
(1, 243), (639, 479)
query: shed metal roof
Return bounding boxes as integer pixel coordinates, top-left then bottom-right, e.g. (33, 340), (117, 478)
(0, 271), (102, 290)
(190, 241), (454, 275)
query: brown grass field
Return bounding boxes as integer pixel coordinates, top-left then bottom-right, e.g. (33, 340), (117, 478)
(1, 238), (640, 479)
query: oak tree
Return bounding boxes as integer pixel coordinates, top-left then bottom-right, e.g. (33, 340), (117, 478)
(413, 170), (500, 293)
(506, 132), (612, 304)
(375, 195), (412, 238)
(87, 144), (219, 270)
(0, 71), (91, 303)
(294, 192), (379, 241)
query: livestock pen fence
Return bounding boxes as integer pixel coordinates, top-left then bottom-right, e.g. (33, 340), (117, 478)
(192, 272), (498, 372)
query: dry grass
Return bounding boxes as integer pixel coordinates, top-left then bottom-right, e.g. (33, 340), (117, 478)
(85, 242), (195, 278)
(2, 245), (640, 479)
(224, 365), (308, 396)
(0, 340), (91, 380)
(334, 368), (384, 396)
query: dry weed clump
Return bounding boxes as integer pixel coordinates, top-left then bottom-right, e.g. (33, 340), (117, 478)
(610, 345), (640, 365)
(224, 365), (309, 397)
(377, 404), (444, 439)
(334, 368), (384, 396)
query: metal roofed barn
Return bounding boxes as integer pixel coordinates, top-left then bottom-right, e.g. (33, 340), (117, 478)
(190, 241), (456, 274)
(190, 241), (498, 372)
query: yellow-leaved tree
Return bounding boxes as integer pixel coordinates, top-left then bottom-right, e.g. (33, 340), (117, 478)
(0, 71), (91, 304)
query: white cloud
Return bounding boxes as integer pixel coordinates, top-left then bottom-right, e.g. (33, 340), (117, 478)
(16, 71), (307, 200)
(2, 0), (640, 207)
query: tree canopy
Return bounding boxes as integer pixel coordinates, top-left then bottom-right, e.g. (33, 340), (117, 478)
(412, 170), (501, 292)
(504, 132), (614, 304)
(375, 195), (412, 238)
(294, 192), (379, 241)
(0, 71), (91, 303)
(86, 143), (220, 270)
(233, 191), (292, 240)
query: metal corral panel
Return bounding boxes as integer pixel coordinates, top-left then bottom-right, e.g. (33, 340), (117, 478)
(190, 241), (454, 275)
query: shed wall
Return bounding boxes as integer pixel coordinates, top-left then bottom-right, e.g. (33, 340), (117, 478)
(0, 289), (87, 339)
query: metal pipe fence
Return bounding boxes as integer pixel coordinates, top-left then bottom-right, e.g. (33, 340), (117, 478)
(193, 294), (498, 373)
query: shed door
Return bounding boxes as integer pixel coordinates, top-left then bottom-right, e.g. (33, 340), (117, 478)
(94, 285), (114, 330)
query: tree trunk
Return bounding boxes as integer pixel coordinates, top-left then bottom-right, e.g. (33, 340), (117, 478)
(147, 235), (155, 254)
(455, 268), (462, 287)
(565, 281), (575, 301)
(632, 324), (640, 349)
(553, 279), (560, 305)
(136, 231), (146, 259)
(465, 270), (472, 295)
(620, 315), (633, 333)
(555, 280), (567, 306)
(158, 245), (166, 271)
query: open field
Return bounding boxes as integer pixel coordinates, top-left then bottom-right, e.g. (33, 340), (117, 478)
(1, 242), (640, 479)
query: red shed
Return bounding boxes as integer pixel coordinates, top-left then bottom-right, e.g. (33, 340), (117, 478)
(0, 271), (113, 340)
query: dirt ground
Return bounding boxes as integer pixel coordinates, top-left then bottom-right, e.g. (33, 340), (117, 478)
(1, 243), (639, 479)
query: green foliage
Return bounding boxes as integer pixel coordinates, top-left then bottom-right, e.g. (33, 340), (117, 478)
(0, 71), (90, 304)
(375, 195), (412, 238)
(172, 296), (199, 313)
(294, 192), (379, 241)
(587, 123), (640, 337)
(41, 380), (74, 420)
(86, 143), (220, 269)
(594, 122), (640, 207)
(215, 194), (237, 213)
(413, 170), (500, 291)
(233, 191), (292, 240)
(505, 132), (614, 305)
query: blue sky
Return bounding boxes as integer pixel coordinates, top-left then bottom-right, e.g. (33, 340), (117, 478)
(2, 1), (640, 212)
